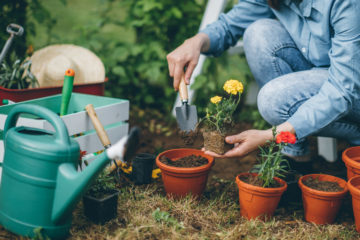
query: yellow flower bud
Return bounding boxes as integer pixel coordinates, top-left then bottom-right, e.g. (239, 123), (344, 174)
(210, 96), (222, 104)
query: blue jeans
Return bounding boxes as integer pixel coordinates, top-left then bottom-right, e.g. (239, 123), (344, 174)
(243, 19), (360, 157)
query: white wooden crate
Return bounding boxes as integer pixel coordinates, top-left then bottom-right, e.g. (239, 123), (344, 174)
(0, 93), (129, 160)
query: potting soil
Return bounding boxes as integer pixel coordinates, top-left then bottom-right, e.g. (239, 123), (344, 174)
(159, 154), (208, 168)
(180, 130), (199, 145)
(239, 174), (282, 188)
(303, 177), (344, 192)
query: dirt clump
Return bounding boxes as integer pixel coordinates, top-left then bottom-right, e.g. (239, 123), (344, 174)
(303, 177), (344, 192)
(239, 174), (282, 188)
(203, 130), (233, 155)
(160, 154), (208, 168)
(180, 130), (199, 145)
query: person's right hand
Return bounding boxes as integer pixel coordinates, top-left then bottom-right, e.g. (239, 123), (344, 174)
(166, 33), (210, 90)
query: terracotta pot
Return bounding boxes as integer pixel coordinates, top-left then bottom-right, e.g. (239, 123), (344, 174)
(348, 175), (360, 232)
(235, 172), (287, 220)
(342, 146), (360, 180)
(298, 174), (348, 224)
(156, 148), (214, 199)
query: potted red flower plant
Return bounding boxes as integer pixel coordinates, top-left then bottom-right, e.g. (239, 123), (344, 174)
(202, 79), (244, 155)
(235, 128), (295, 220)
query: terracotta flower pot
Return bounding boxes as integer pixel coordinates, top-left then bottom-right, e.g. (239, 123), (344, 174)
(347, 175), (360, 232)
(156, 148), (214, 199)
(298, 174), (348, 224)
(235, 172), (287, 220)
(342, 146), (360, 180)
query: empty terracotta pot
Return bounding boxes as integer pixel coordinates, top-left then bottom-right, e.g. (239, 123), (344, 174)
(343, 146), (360, 180)
(347, 175), (360, 232)
(298, 174), (348, 224)
(156, 148), (214, 199)
(235, 173), (287, 220)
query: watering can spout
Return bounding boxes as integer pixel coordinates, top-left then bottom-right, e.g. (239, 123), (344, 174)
(51, 137), (127, 223)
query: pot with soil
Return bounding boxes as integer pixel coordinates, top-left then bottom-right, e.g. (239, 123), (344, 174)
(82, 170), (119, 224)
(201, 80), (243, 155)
(298, 174), (348, 225)
(156, 148), (214, 199)
(342, 146), (360, 180)
(236, 172), (287, 220)
(347, 175), (360, 232)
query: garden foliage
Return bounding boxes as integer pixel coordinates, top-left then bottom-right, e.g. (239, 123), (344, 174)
(1, 0), (254, 115)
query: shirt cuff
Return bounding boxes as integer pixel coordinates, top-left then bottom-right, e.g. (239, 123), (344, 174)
(199, 28), (222, 57)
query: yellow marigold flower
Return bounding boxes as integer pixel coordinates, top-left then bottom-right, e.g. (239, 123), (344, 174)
(223, 79), (243, 95)
(210, 96), (222, 104)
(152, 168), (161, 179)
(121, 165), (132, 174)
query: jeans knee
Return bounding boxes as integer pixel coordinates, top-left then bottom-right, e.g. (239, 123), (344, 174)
(243, 19), (281, 55)
(257, 83), (284, 126)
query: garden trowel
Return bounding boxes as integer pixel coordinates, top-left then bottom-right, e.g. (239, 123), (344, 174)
(85, 104), (140, 172)
(175, 75), (198, 132)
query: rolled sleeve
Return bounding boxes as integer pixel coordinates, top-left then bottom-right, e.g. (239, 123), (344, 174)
(200, 0), (275, 56)
(288, 0), (360, 139)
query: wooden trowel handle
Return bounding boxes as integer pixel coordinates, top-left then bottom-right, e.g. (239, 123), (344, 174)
(85, 104), (111, 148)
(179, 75), (188, 102)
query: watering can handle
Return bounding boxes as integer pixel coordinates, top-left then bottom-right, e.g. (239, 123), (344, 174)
(3, 104), (70, 145)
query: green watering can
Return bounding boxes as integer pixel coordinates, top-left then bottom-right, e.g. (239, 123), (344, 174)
(0, 104), (126, 239)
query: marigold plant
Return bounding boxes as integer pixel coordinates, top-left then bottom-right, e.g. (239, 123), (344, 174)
(254, 127), (297, 187)
(203, 79), (244, 134)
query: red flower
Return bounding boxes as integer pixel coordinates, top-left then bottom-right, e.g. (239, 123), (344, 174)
(276, 131), (296, 144)
(80, 150), (87, 159)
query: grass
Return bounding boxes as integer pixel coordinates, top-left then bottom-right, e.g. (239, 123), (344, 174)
(0, 174), (358, 239)
(63, 177), (359, 240)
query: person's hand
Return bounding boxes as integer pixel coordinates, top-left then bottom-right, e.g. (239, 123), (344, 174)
(166, 33), (210, 90)
(203, 129), (273, 158)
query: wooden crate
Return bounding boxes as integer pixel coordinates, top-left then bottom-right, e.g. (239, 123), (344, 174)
(0, 93), (129, 162)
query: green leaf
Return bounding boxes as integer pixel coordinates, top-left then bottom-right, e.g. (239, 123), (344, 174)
(112, 66), (127, 77)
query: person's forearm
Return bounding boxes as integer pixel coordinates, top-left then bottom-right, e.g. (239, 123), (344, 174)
(276, 121), (295, 134)
(262, 121), (296, 142)
(192, 33), (210, 53)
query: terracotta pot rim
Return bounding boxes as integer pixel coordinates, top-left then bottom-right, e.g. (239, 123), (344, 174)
(235, 172), (287, 193)
(347, 175), (360, 197)
(156, 148), (214, 174)
(298, 174), (348, 197)
(342, 146), (360, 168)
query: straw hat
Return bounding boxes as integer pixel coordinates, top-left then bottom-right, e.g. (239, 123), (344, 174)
(30, 44), (105, 87)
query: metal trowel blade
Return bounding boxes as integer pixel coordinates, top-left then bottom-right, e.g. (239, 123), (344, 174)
(175, 104), (198, 132)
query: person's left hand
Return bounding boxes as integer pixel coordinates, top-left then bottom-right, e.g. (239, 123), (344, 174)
(202, 129), (272, 158)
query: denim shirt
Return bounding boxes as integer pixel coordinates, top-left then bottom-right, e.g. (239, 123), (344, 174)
(201, 0), (360, 139)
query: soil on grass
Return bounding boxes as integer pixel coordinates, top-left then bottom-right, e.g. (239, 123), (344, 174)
(239, 174), (282, 188)
(303, 177), (344, 192)
(159, 154), (208, 168)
